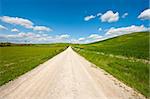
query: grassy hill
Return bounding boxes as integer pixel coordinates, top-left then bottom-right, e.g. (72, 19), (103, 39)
(73, 31), (149, 97)
(75, 31), (149, 60)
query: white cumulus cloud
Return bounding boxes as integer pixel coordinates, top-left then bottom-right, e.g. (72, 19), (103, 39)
(33, 26), (52, 32)
(106, 25), (148, 35)
(0, 16), (53, 32)
(0, 32), (71, 43)
(78, 37), (85, 41)
(122, 13), (128, 18)
(100, 10), (119, 23)
(11, 28), (19, 32)
(58, 34), (70, 39)
(138, 9), (150, 20)
(0, 16), (33, 28)
(18, 32), (36, 37)
(98, 27), (102, 31)
(0, 25), (8, 30)
(97, 13), (102, 16)
(84, 15), (96, 21)
(88, 34), (102, 39)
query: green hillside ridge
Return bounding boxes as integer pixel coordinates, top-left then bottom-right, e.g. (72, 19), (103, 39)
(74, 31), (149, 60)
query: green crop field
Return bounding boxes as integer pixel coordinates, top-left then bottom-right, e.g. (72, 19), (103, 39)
(72, 32), (149, 97)
(0, 44), (69, 86)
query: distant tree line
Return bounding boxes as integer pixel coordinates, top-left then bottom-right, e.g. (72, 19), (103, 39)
(0, 42), (33, 47)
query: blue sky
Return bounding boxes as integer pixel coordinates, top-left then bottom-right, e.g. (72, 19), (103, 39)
(0, 0), (149, 43)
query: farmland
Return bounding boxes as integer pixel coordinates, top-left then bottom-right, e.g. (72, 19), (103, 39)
(0, 44), (68, 86)
(72, 32), (149, 97)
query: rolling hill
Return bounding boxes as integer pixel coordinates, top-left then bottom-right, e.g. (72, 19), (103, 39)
(74, 31), (149, 60)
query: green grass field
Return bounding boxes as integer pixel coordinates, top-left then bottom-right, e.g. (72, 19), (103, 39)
(0, 44), (68, 86)
(74, 32), (149, 60)
(72, 32), (149, 97)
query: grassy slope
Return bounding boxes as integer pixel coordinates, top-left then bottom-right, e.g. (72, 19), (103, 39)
(73, 32), (149, 97)
(0, 44), (68, 86)
(75, 32), (149, 60)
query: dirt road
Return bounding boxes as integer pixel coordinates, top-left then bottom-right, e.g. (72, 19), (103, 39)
(0, 47), (145, 99)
